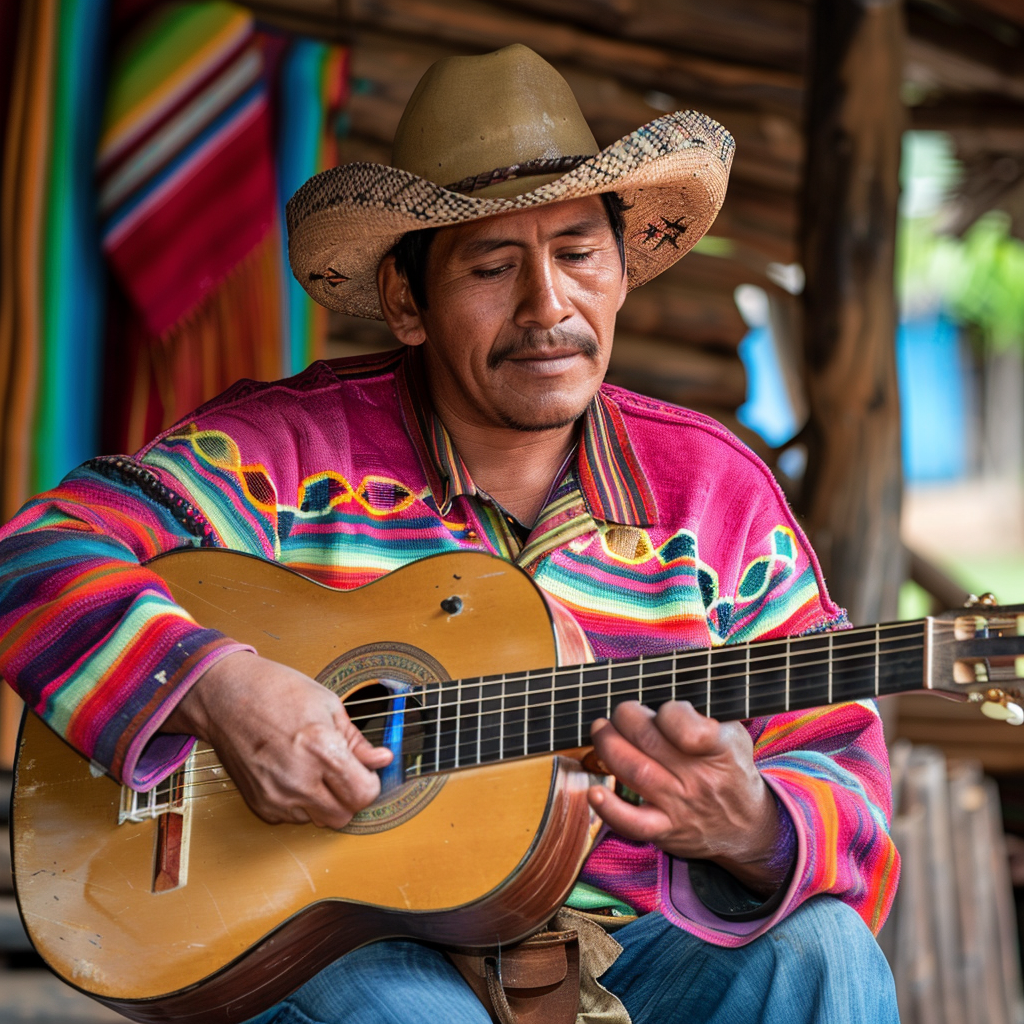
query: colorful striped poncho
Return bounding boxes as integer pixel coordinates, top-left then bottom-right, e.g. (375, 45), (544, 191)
(0, 348), (898, 945)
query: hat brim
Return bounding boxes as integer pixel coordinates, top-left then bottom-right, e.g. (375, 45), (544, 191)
(286, 111), (735, 319)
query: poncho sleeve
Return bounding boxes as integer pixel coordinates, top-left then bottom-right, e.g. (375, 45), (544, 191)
(0, 406), (283, 790)
(658, 462), (899, 944)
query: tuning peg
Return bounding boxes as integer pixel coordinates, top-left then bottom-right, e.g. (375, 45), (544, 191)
(974, 688), (1024, 725)
(965, 593), (999, 608)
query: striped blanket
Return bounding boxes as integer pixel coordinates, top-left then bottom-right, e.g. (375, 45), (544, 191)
(97, 2), (276, 337)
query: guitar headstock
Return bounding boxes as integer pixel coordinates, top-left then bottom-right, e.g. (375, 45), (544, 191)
(929, 596), (1024, 725)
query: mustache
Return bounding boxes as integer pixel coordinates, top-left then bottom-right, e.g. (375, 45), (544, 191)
(487, 329), (601, 370)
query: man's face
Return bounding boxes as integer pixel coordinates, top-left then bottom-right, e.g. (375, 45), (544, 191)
(391, 196), (627, 433)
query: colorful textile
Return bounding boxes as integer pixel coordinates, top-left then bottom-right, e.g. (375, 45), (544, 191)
(0, 348), (896, 944)
(0, 0), (108, 516)
(97, 2), (276, 336)
(274, 39), (348, 376)
(0, 0), (55, 521)
(104, 228), (285, 455)
(37, 0), (109, 492)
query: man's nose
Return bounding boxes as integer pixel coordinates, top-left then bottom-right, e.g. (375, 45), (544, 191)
(513, 252), (573, 330)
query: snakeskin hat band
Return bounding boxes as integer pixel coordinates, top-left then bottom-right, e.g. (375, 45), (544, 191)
(286, 44), (735, 320)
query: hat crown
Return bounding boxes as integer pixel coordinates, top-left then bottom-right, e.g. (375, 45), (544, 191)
(391, 44), (599, 198)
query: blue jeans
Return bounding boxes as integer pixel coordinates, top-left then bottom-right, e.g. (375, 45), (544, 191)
(246, 896), (898, 1024)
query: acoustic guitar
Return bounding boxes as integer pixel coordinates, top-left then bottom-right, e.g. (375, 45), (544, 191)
(11, 548), (1024, 1023)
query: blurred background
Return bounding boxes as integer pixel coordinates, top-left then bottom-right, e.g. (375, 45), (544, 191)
(2, 0), (1024, 1020)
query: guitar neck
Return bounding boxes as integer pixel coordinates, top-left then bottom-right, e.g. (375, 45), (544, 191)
(415, 620), (927, 774)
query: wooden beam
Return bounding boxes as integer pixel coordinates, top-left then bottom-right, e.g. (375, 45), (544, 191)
(797, 0), (906, 624)
(245, 0), (812, 76)
(713, 181), (801, 264)
(501, 0), (812, 74)
(910, 93), (1024, 131)
(605, 333), (746, 409)
(966, 0), (1024, 31)
(660, 247), (780, 293)
(246, 0), (806, 115)
(617, 281), (748, 349)
(905, 5), (1024, 102)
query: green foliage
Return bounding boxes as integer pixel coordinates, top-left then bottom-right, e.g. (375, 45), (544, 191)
(898, 133), (1024, 353)
(935, 214), (1024, 353)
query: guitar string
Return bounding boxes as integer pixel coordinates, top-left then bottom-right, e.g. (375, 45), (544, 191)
(175, 639), (928, 787)
(177, 644), (929, 792)
(170, 649), (930, 803)
(313, 621), (934, 718)
(179, 636), (929, 774)
(180, 635), (927, 772)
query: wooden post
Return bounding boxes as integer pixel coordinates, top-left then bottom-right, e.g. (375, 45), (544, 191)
(797, 0), (906, 624)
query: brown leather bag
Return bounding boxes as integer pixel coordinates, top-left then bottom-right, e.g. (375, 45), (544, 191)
(447, 927), (580, 1024)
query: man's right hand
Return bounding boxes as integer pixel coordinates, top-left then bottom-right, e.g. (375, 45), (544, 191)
(162, 651), (393, 829)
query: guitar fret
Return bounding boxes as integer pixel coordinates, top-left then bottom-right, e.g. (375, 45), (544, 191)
(499, 673), (506, 763)
(744, 644), (750, 719)
(476, 681), (483, 766)
(827, 633), (833, 705)
(549, 668), (556, 753)
(436, 677), (461, 772)
(708, 645), (746, 720)
(786, 638), (794, 712)
(832, 630), (878, 703)
(580, 662), (609, 744)
(609, 660), (638, 718)
(606, 660), (612, 719)
(464, 677), (484, 770)
(433, 685), (442, 773)
(503, 671), (526, 759)
(643, 655), (674, 711)
(705, 648), (711, 715)
(577, 664), (584, 747)
(875, 627), (881, 698)
(666, 649), (707, 711)
(526, 670), (550, 757)
(877, 622), (927, 696)
(522, 671), (530, 757)
(792, 634), (830, 711)
(480, 674), (505, 765)
(748, 640), (788, 719)
(454, 675), (463, 769)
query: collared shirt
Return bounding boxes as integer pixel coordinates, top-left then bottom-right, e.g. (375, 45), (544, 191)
(0, 348), (898, 946)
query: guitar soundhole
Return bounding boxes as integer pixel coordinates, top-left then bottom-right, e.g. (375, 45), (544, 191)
(345, 683), (428, 773)
(317, 642), (450, 834)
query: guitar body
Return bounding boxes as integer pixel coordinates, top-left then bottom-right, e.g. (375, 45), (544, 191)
(13, 550), (598, 1023)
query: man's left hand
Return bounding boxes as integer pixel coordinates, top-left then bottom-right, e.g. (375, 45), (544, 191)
(588, 700), (787, 895)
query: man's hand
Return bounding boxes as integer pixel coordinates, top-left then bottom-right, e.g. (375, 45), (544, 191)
(162, 651), (392, 829)
(588, 701), (786, 894)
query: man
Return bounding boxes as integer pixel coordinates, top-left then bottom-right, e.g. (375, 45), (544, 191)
(0, 45), (898, 1022)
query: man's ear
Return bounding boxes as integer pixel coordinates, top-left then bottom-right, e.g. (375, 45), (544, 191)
(378, 255), (427, 347)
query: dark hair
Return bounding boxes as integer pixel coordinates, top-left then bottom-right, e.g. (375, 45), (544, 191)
(389, 191), (628, 310)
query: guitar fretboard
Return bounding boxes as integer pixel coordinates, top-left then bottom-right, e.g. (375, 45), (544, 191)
(351, 620), (927, 776)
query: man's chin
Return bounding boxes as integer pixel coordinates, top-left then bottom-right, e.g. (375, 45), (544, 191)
(495, 398), (591, 433)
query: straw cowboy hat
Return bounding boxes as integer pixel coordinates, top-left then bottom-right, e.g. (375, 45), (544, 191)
(286, 44), (735, 319)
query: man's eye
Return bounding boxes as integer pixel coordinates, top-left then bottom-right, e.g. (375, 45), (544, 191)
(561, 250), (594, 262)
(475, 264), (512, 278)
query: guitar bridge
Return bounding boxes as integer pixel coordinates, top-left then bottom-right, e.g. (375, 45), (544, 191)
(118, 753), (194, 893)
